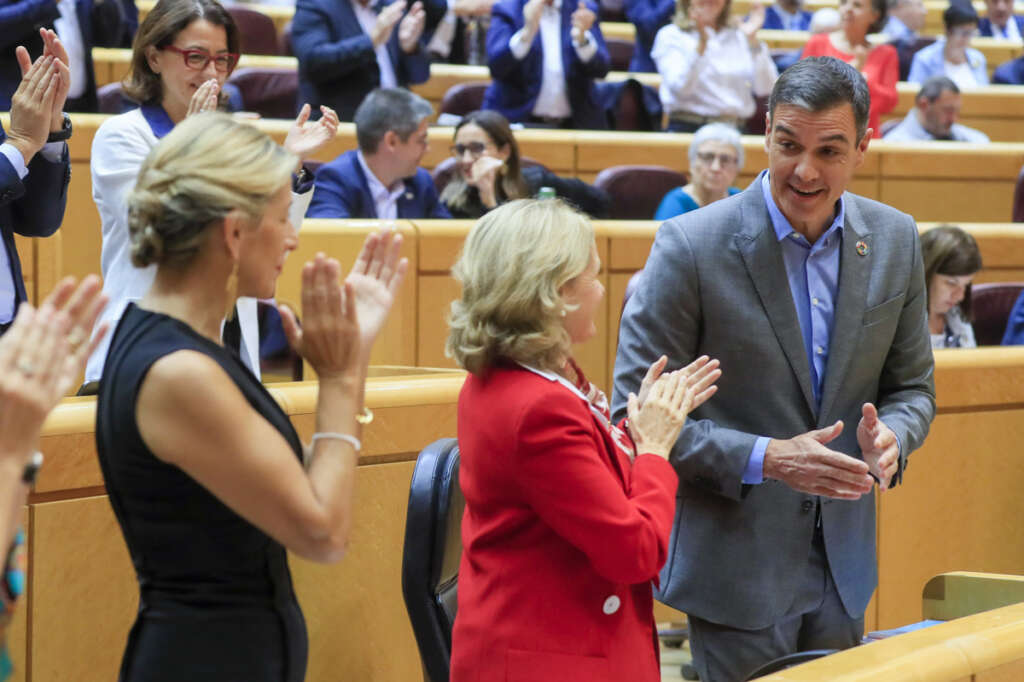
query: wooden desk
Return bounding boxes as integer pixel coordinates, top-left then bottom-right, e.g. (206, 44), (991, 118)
(759, 601), (1024, 681)
(17, 369), (465, 682)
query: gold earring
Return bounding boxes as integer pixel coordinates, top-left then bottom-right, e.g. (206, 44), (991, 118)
(225, 260), (239, 320)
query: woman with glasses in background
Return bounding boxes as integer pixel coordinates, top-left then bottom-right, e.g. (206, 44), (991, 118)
(908, 1), (988, 88)
(654, 122), (743, 219)
(440, 110), (610, 219)
(83, 0), (339, 391)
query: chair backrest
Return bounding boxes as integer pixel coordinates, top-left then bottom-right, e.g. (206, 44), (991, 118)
(746, 94), (769, 135)
(226, 4), (281, 55)
(593, 165), (687, 220)
(96, 82), (136, 114)
(430, 156), (549, 196)
(1013, 164), (1024, 222)
(745, 649), (837, 679)
(227, 67), (299, 119)
(402, 438), (464, 682)
(970, 282), (1024, 345)
(891, 36), (937, 81)
(606, 38), (634, 71)
(439, 81), (489, 117)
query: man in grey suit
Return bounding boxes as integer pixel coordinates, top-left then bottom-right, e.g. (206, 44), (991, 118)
(612, 57), (936, 682)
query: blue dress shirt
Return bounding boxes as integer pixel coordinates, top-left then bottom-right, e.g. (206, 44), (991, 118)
(742, 170), (845, 483)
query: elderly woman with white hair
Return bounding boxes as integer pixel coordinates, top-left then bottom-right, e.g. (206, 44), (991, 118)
(447, 198), (720, 682)
(654, 122), (744, 219)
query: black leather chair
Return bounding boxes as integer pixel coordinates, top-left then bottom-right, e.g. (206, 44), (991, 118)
(970, 282), (1024, 345)
(593, 165), (687, 219)
(225, 4), (282, 55)
(227, 67), (299, 119)
(606, 37), (634, 71)
(439, 81), (490, 118)
(402, 438), (464, 682)
(744, 649), (837, 679)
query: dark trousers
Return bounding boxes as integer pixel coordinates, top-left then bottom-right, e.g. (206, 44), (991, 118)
(687, 528), (864, 682)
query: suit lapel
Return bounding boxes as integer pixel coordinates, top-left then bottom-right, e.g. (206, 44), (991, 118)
(818, 195), (872, 422)
(735, 186), (817, 417)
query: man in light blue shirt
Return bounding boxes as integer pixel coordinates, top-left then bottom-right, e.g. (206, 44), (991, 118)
(613, 57), (935, 682)
(0, 31), (73, 335)
(884, 76), (990, 143)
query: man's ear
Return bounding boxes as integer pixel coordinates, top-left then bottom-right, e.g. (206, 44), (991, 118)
(382, 130), (399, 152)
(763, 113), (772, 153)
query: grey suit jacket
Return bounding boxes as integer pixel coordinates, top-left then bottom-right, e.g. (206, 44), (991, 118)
(611, 178), (935, 630)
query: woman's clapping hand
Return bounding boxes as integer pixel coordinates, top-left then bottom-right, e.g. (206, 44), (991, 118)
(627, 356), (721, 459)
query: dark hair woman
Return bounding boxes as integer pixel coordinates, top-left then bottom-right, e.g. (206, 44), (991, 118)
(920, 224), (982, 348)
(440, 110), (610, 218)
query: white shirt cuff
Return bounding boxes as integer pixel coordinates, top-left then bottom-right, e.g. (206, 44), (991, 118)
(0, 143), (28, 180)
(573, 29), (597, 62)
(510, 29), (533, 60)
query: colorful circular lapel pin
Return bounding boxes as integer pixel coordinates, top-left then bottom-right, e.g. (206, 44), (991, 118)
(856, 240), (869, 257)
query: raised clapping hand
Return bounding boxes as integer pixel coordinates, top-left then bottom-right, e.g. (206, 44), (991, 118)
(857, 402), (900, 491)
(37, 28), (71, 131)
(7, 52), (60, 164)
(627, 356), (721, 459)
(738, 1), (766, 47)
(344, 228), (409, 359)
(0, 276), (108, 460)
(280, 255), (361, 380)
(284, 104), (340, 162)
(763, 421), (874, 499)
(523, 0), (550, 38)
(398, 1), (427, 54)
(186, 79), (220, 117)
(571, 1), (596, 41)
(372, 0), (407, 48)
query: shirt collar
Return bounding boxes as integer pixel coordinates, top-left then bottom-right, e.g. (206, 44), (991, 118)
(516, 363), (588, 403)
(356, 150), (405, 203)
(759, 170), (845, 244)
(140, 103), (175, 139)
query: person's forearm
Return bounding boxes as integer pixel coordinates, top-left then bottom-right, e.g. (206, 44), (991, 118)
(0, 458), (28, 561)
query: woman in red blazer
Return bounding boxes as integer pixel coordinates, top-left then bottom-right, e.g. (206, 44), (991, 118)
(446, 198), (720, 682)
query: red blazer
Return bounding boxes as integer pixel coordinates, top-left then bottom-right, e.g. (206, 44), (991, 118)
(449, 364), (678, 682)
(800, 34), (899, 138)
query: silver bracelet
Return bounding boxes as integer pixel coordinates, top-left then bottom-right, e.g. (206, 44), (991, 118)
(311, 432), (361, 452)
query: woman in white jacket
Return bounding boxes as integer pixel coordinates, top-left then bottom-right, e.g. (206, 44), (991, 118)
(84, 0), (338, 389)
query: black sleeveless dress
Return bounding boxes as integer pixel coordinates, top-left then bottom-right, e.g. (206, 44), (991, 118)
(96, 303), (307, 682)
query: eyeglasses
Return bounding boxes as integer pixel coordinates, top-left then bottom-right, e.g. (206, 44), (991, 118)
(450, 141), (491, 158)
(695, 151), (738, 167)
(162, 45), (239, 73)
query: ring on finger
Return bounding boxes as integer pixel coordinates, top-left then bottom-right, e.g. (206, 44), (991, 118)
(17, 360), (36, 377)
(67, 327), (85, 347)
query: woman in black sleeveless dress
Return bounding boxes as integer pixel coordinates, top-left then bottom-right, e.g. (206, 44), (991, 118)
(95, 112), (407, 682)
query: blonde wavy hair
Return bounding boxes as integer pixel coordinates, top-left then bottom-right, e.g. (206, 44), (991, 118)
(446, 199), (594, 376)
(127, 112), (296, 269)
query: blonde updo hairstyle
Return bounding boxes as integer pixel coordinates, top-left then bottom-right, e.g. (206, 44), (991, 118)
(446, 199), (594, 376)
(128, 112), (296, 269)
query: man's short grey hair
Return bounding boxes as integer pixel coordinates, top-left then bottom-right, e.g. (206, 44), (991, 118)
(688, 123), (745, 169)
(768, 57), (872, 142)
(918, 76), (959, 103)
(354, 88), (434, 154)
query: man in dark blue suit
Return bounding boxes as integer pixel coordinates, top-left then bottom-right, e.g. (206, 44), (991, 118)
(0, 0), (137, 110)
(307, 88), (450, 219)
(762, 0), (812, 30)
(978, 0), (1024, 38)
(293, 0), (434, 122)
(484, 0), (610, 129)
(1, 33), (72, 334)
(623, 0), (672, 72)
(993, 55), (1024, 84)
